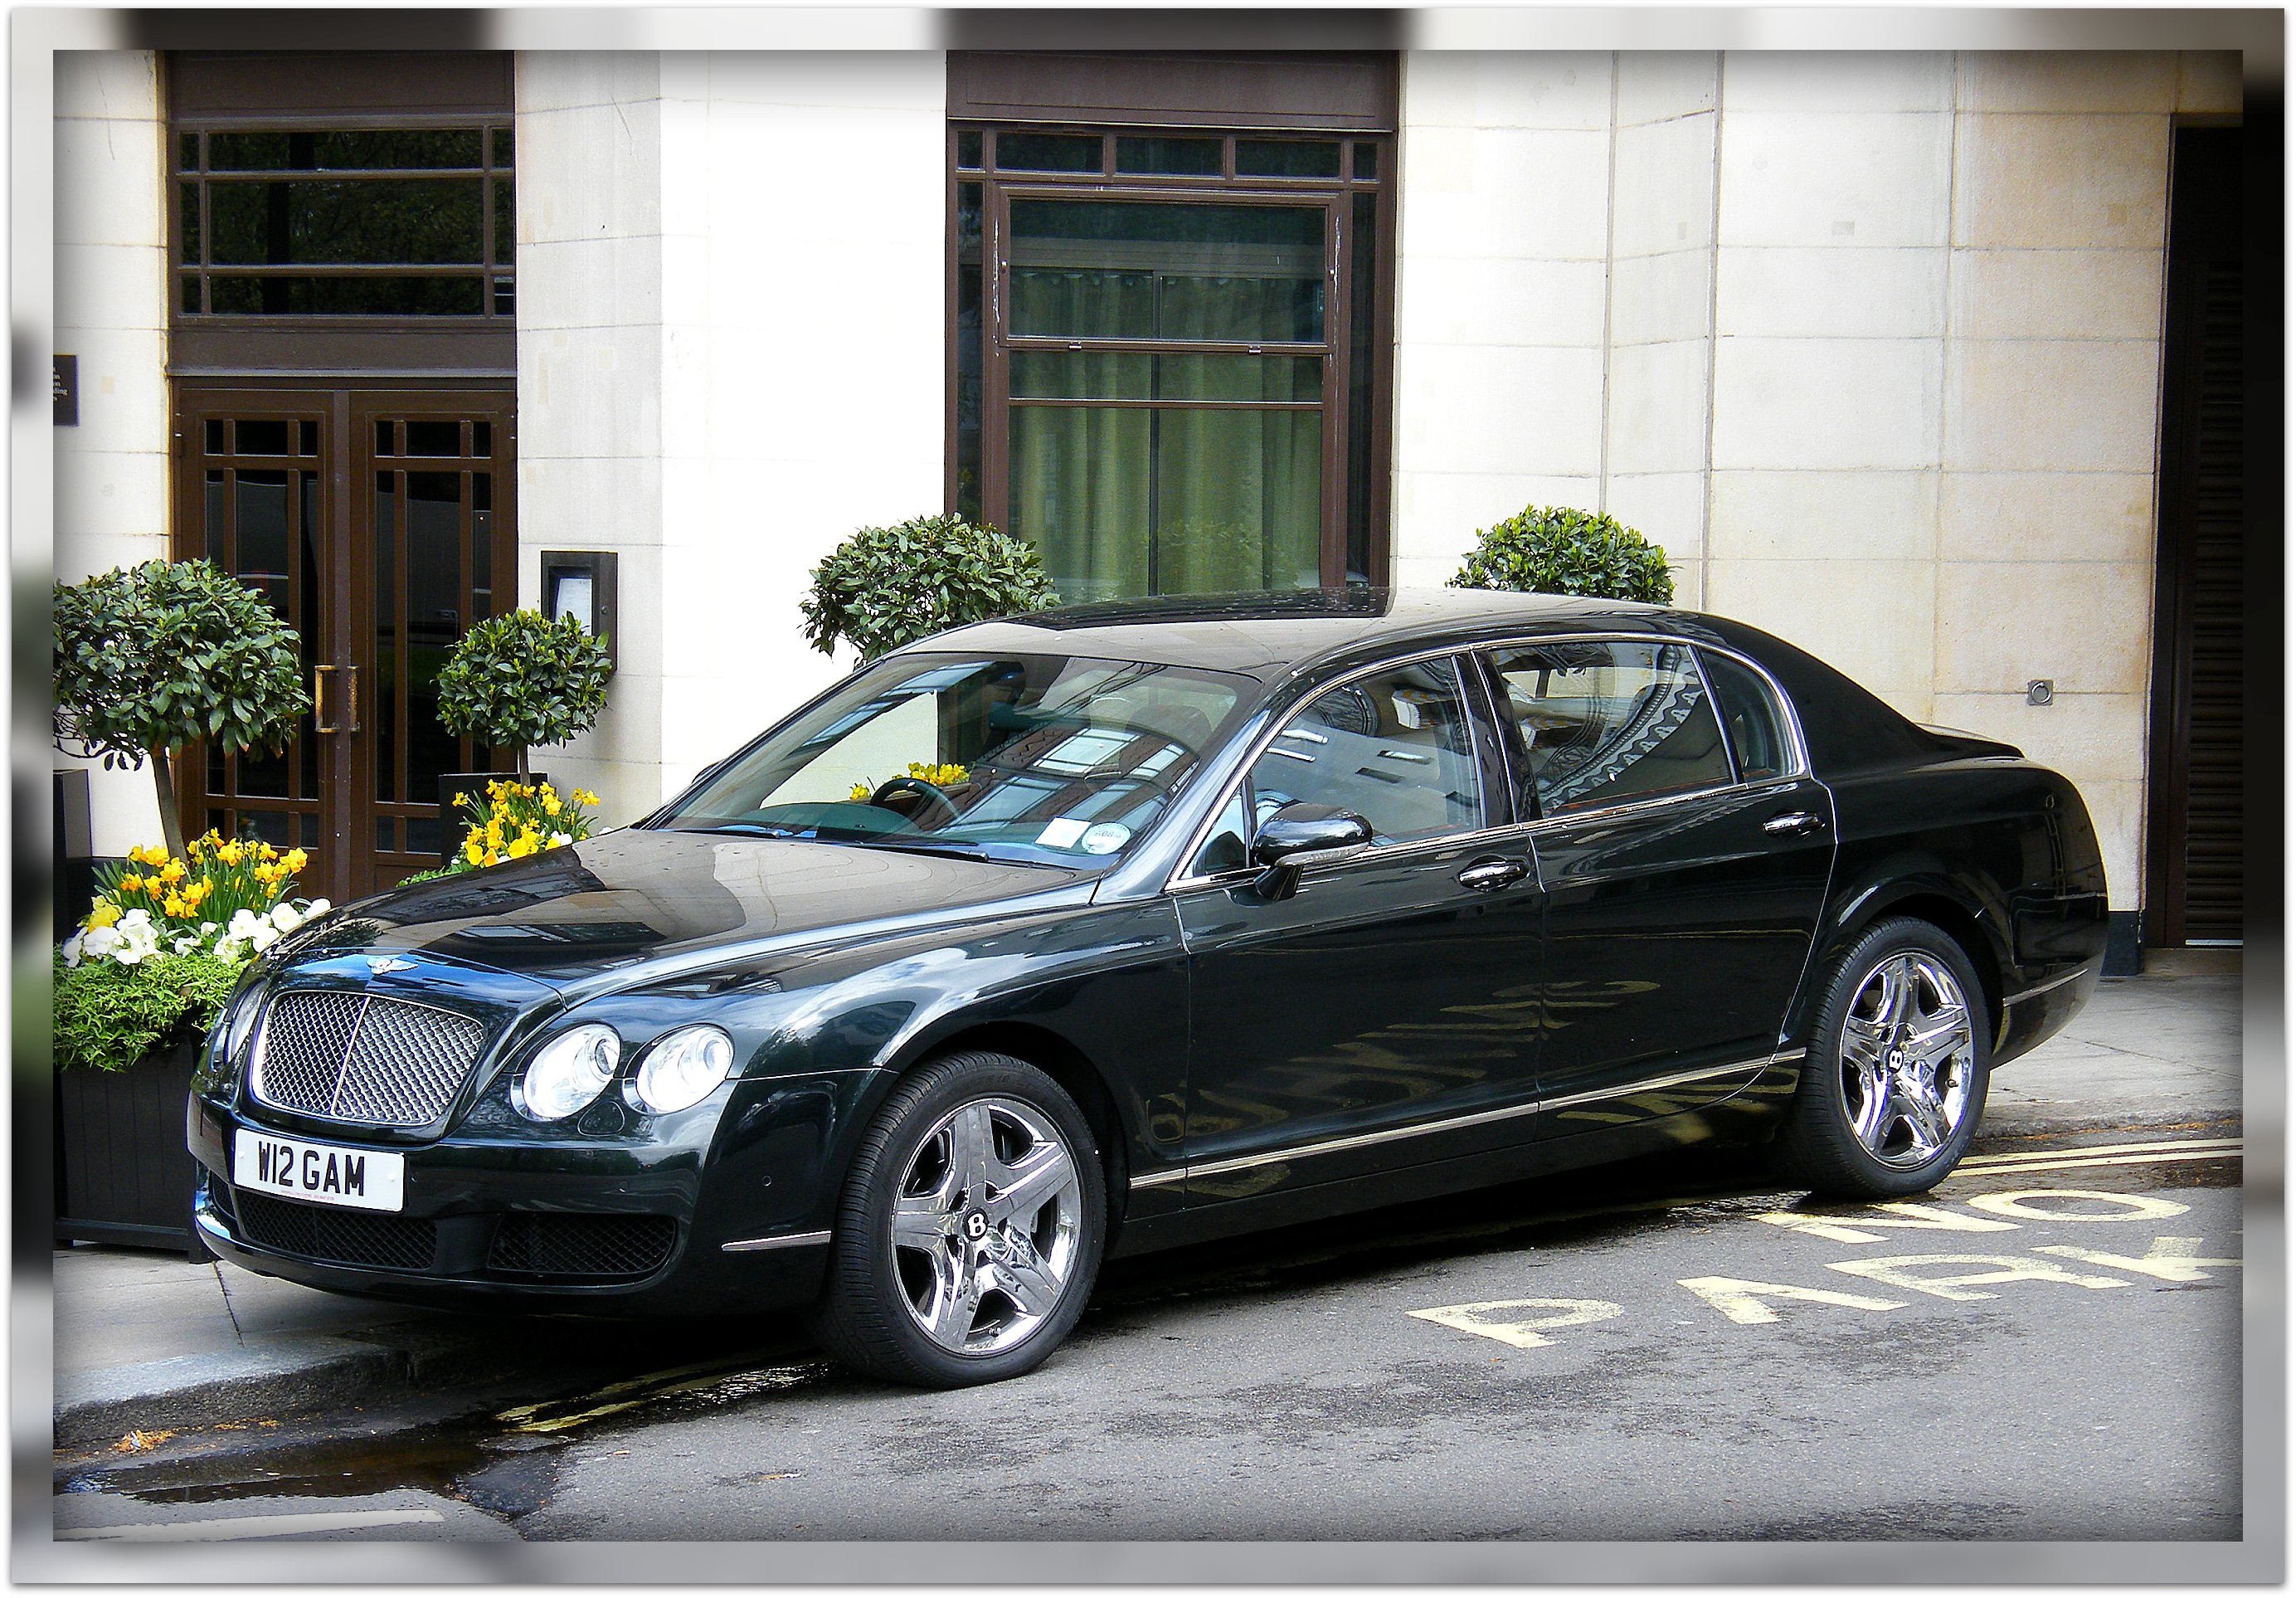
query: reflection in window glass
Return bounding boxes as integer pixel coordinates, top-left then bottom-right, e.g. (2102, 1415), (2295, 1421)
(205, 179), (484, 265)
(656, 653), (1249, 865)
(995, 132), (1099, 173)
(1116, 136), (1222, 175)
(1243, 660), (1483, 847)
(1491, 641), (1733, 816)
(1009, 199), (1326, 343)
(206, 129), (484, 171)
(1235, 139), (1342, 178)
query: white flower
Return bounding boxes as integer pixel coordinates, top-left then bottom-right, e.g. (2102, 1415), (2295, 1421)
(547, 832), (572, 848)
(303, 899), (330, 918)
(226, 908), (264, 938)
(172, 933), (198, 955)
(61, 932), (83, 969)
(215, 935), (249, 963)
(270, 902), (302, 932)
(250, 925), (279, 954)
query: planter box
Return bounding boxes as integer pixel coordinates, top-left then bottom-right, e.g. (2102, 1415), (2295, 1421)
(56, 1035), (209, 1260)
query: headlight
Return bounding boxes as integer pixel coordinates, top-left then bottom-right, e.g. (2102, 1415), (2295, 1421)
(210, 979), (265, 1083)
(517, 1023), (622, 1122)
(634, 1026), (735, 1114)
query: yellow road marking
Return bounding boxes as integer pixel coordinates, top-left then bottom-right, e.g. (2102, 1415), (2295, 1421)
(1756, 1200), (2019, 1245)
(1676, 1276), (1904, 1325)
(2035, 1237), (2243, 1283)
(1963, 1136), (2240, 1166)
(1407, 1297), (1623, 1349)
(1964, 1188), (2191, 1221)
(1954, 1148), (2241, 1178)
(1826, 1252), (2130, 1302)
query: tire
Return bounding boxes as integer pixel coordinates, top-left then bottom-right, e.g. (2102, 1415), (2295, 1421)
(807, 1051), (1107, 1387)
(1774, 917), (1992, 1199)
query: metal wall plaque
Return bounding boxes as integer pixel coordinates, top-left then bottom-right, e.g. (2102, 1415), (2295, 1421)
(52, 354), (77, 426)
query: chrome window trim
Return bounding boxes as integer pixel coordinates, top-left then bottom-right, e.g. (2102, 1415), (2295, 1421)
(1128, 1046), (1803, 1191)
(1161, 631), (1816, 895)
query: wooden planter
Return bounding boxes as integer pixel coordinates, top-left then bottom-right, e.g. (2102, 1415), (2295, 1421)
(55, 1035), (210, 1260)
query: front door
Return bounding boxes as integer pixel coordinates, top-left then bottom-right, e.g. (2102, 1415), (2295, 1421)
(171, 383), (516, 904)
(1173, 654), (1544, 1205)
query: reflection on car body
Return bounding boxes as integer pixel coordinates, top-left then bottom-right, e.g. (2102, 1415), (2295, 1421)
(187, 588), (2108, 1386)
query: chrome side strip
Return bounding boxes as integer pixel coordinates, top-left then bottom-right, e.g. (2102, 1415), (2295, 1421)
(1126, 1050), (1795, 1191)
(2005, 965), (2090, 1006)
(721, 1229), (833, 1255)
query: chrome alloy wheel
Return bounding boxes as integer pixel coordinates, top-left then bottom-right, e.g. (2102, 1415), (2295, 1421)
(889, 1095), (1084, 1357)
(1838, 952), (1977, 1167)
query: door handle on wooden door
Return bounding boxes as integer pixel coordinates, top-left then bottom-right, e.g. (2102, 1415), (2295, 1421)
(314, 665), (360, 733)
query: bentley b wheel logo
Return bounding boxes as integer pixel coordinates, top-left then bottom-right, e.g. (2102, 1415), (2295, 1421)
(964, 1212), (989, 1240)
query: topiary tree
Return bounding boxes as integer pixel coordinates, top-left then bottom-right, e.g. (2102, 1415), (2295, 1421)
(435, 611), (613, 782)
(802, 513), (1060, 665)
(1450, 505), (1675, 605)
(53, 559), (311, 858)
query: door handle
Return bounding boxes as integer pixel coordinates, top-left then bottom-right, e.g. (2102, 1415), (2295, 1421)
(314, 665), (360, 734)
(1763, 811), (1821, 836)
(1457, 856), (1528, 892)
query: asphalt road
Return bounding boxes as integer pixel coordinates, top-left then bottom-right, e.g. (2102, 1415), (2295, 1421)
(53, 1121), (2245, 1549)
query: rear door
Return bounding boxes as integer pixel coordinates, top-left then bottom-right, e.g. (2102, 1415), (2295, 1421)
(1489, 639), (1834, 1138)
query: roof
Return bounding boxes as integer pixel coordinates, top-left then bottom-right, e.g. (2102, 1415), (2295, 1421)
(924, 587), (1675, 680)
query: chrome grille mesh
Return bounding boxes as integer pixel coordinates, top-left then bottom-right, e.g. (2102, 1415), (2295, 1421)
(253, 991), (490, 1128)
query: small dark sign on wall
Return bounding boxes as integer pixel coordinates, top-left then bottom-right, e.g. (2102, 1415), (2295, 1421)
(52, 354), (77, 426)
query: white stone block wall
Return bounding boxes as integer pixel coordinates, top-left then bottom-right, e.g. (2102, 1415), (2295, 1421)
(52, 51), (170, 855)
(521, 51), (946, 816)
(1392, 47), (2240, 911)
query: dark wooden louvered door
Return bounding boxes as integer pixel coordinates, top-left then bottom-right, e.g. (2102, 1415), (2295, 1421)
(2148, 125), (2245, 946)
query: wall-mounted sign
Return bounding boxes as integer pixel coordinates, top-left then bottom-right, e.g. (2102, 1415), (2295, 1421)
(52, 354), (77, 426)
(542, 549), (618, 671)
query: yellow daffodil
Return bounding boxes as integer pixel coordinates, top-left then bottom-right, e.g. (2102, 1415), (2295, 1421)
(159, 858), (187, 884)
(216, 840), (243, 865)
(118, 874), (144, 894)
(163, 895), (186, 918)
(463, 838), (485, 865)
(85, 903), (120, 929)
(285, 847), (309, 874)
(542, 794), (562, 816)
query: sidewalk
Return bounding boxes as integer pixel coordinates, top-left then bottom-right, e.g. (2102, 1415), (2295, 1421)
(50, 956), (2244, 1449)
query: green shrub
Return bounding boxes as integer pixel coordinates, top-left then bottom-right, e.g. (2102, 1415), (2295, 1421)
(53, 559), (311, 857)
(54, 950), (247, 1073)
(1450, 506), (1674, 605)
(436, 611), (612, 781)
(801, 514), (1060, 665)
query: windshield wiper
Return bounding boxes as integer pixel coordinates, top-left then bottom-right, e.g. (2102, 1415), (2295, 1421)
(674, 820), (812, 839)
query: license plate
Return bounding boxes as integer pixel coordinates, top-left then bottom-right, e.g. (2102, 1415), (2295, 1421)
(232, 1130), (405, 1213)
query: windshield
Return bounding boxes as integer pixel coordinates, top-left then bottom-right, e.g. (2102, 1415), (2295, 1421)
(651, 652), (1254, 865)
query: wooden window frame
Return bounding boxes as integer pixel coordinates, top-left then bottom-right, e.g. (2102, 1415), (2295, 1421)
(948, 123), (1396, 590)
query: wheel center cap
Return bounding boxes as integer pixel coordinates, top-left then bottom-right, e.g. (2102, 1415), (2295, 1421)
(963, 1211), (990, 1241)
(1887, 1046), (1907, 1071)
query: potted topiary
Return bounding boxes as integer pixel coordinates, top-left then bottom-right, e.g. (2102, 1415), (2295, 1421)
(51, 559), (317, 1255)
(1449, 505), (1676, 604)
(432, 609), (612, 862)
(802, 513), (1060, 665)
(52, 558), (311, 860)
(54, 833), (329, 1255)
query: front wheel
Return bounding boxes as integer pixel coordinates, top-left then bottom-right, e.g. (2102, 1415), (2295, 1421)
(1775, 918), (1992, 1198)
(807, 1052), (1105, 1387)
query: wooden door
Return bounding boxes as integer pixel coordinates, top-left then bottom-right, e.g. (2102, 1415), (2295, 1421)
(172, 382), (516, 905)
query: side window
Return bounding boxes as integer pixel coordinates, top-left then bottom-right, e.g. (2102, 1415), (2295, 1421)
(1701, 650), (1796, 782)
(1490, 641), (1733, 816)
(1244, 658), (1485, 847)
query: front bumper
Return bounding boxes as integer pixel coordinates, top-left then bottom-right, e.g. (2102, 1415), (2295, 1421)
(187, 1071), (879, 1317)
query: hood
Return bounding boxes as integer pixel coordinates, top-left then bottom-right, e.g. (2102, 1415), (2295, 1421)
(283, 828), (1097, 995)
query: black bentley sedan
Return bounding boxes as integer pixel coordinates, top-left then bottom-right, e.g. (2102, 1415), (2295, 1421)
(188, 589), (2108, 1386)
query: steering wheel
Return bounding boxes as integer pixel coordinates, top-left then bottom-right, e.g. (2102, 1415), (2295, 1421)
(868, 777), (961, 830)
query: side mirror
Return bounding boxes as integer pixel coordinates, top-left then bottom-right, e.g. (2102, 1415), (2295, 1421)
(1248, 803), (1374, 902)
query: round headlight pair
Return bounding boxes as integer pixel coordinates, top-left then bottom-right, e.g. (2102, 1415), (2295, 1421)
(516, 1023), (735, 1122)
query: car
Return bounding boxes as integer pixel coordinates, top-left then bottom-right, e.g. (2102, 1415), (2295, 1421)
(187, 587), (2109, 1386)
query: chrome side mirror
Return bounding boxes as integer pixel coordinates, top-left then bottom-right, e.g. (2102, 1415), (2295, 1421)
(1248, 804), (1374, 902)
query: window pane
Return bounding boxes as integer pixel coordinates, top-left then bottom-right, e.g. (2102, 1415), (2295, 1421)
(207, 178), (484, 266)
(1491, 641), (1733, 816)
(1702, 650), (1794, 782)
(406, 420), (461, 456)
(1116, 136), (1221, 176)
(1009, 405), (1321, 601)
(207, 129), (484, 171)
(1009, 351), (1321, 403)
(1009, 199), (1326, 343)
(489, 126), (513, 168)
(1236, 139), (1341, 178)
(178, 132), (199, 172)
(178, 183), (202, 263)
(956, 181), (984, 524)
(995, 131), (1099, 173)
(1352, 141), (1379, 180)
(207, 275), (487, 315)
(956, 130), (983, 169)
(1249, 660), (1483, 845)
(1345, 191), (1376, 583)
(493, 178), (514, 264)
(406, 472), (464, 812)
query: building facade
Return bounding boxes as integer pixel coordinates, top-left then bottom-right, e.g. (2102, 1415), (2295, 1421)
(53, 46), (2249, 957)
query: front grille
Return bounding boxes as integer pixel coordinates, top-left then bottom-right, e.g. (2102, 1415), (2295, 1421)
(252, 991), (489, 1128)
(234, 1188), (437, 1271)
(488, 1213), (679, 1279)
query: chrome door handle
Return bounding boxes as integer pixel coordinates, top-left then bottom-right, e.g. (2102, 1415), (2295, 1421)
(1763, 811), (1820, 836)
(1458, 856), (1528, 892)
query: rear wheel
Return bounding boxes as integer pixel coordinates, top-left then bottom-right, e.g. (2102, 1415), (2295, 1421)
(808, 1052), (1105, 1387)
(1776, 917), (1992, 1198)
